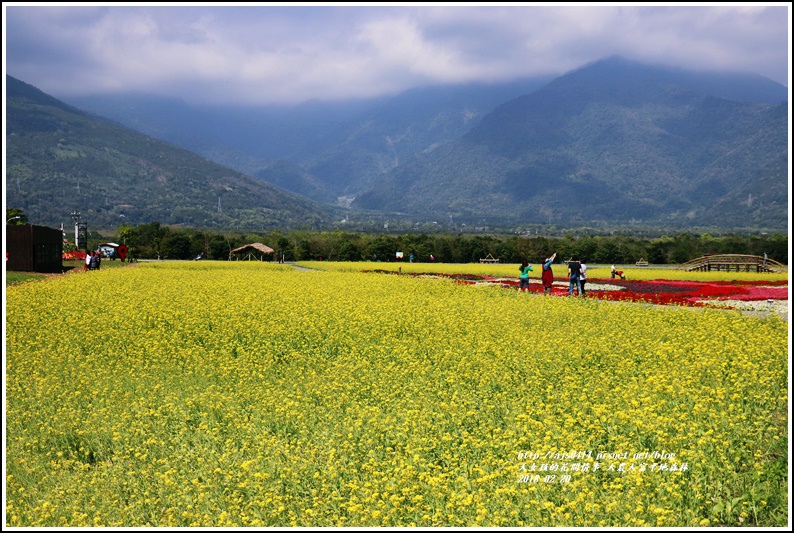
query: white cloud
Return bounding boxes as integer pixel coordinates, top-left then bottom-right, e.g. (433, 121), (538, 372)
(4, 4), (789, 106)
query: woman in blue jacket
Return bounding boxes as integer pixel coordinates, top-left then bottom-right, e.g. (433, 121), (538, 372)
(542, 252), (556, 295)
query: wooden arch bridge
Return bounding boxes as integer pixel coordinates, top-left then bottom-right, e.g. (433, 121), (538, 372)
(679, 254), (786, 273)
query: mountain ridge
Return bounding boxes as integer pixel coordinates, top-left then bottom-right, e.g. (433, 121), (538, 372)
(6, 55), (789, 232)
(353, 57), (788, 231)
(5, 75), (341, 230)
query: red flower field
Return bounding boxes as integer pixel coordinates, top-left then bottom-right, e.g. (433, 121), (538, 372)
(500, 277), (788, 308)
(366, 269), (788, 310)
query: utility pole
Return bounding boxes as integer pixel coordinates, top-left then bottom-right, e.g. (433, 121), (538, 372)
(70, 211), (80, 249)
(71, 211), (88, 251)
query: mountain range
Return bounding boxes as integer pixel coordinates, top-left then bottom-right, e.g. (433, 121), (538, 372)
(355, 57), (789, 230)
(62, 76), (555, 204)
(6, 55), (789, 232)
(5, 75), (342, 230)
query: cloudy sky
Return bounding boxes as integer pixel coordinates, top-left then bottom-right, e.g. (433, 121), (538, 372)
(3, 3), (791, 106)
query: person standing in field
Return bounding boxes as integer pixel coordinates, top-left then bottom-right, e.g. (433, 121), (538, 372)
(518, 260), (534, 292)
(542, 253), (556, 295)
(84, 251), (92, 272)
(568, 256), (582, 296)
(579, 260), (588, 297)
(89, 251), (100, 271)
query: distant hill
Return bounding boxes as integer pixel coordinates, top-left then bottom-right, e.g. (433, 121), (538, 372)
(353, 57), (789, 231)
(5, 75), (340, 230)
(296, 78), (556, 196)
(10, 55), (789, 233)
(62, 77), (555, 202)
(253, 160), (337, 205)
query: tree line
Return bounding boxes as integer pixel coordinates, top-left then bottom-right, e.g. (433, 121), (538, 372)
(105, 222), (788, 265)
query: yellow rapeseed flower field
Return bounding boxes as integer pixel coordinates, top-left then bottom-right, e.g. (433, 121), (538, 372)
(5, 261), (788, 526)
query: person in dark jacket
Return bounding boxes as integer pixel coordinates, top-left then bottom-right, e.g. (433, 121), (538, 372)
(90, 251), (100, 271)
(568, 256), (582, 296)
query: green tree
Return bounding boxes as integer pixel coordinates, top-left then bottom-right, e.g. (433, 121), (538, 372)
(294, 239), (312, 261)
(275, 236), (292, 261)
(338, 240), (363, 261)
(189, 231), (209, 259)
(400, 233), (433, 262)
(368, 236), (399, 262)
(670, 233), (698, 264)
(557, 234), (577, 263)
(593, 239), (621, 264)
(430, 235), (457, 263)
(762, 233), (788, 264)
(647, 236), (673, 264)
(6, 207), (28, 225)
(116, 224), (135, 246)
(573, 236), (598, 262)
(127, 222), (168, 259)
(700, 233), (719, 256)
(209, 234), (231, 260)
(161, 232), (192, 260)
(496, 239), (518, 263)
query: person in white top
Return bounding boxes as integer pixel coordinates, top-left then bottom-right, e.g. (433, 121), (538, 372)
(579, 261), (588, 297)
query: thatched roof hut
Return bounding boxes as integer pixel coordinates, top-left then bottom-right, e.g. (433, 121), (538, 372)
(229, 243), (275, 261)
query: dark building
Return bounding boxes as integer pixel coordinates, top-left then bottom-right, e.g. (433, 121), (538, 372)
(6, 224), (63, 273)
